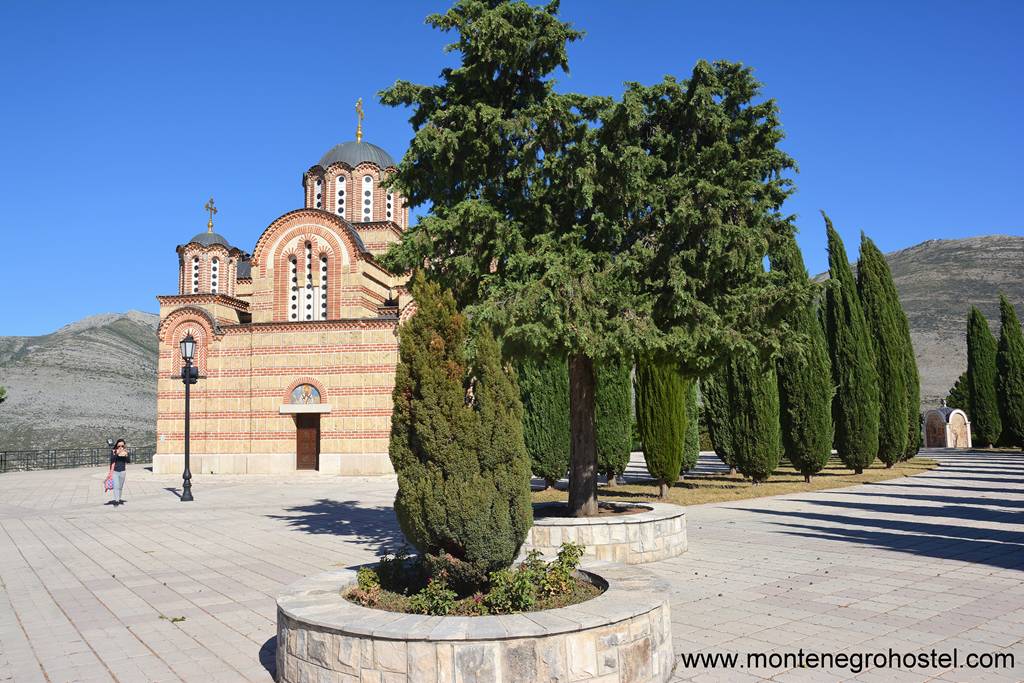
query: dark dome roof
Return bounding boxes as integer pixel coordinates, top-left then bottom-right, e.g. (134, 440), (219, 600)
(187, 231), (231, 248)
(318, 141), (396, 169)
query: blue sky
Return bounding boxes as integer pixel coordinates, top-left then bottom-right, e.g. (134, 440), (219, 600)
(0, 1), (1020, 336)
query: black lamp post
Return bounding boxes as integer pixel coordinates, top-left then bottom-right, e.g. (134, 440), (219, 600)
(179, 334), (198, 502)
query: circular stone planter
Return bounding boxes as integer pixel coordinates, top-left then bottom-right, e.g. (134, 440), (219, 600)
(522, 501), (687, 564)
(276, 561), (674, 683)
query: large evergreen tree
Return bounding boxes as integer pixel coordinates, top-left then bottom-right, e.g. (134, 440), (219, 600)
(967, 306), (1001, 448)
(517, 355), (570, 487)
(717, 352), (783, 483)
(823, 214), (879, 473)
(390, 273), (532, 571)
(856, 234), (909, 466)
(681, 380), (700, 476)
(634, 358), (688, 497)
(595, 358), (632, 482)
(996, 296), (1024, 448)
(771, 234), (832, 482)
(381, 1), (801, 515)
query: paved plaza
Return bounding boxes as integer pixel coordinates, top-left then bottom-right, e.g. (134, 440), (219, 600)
(1, 450), (1022, 682)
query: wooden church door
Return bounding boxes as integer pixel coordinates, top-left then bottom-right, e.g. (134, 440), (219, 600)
(296, 414), (320, 470)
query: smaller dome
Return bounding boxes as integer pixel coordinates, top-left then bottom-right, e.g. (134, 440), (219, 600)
(187, 231), (231, 248)
(317, 141), (396, 169)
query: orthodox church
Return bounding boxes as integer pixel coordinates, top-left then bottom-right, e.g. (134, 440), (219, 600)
(153, 111), (412, 475)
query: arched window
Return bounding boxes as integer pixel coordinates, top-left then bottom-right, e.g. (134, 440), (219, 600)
(289, 256), (298, 321)
(315, 178), (323, 209)
(362, 175), (373, 222)
(192, 256), (200, 294)
(211, 257), (219, 294)
(336, 175), (346, 217)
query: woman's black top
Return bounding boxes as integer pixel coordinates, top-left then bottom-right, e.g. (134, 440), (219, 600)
(110, 451), (130, 472)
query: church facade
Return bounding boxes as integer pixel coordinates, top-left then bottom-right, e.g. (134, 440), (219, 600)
(153, 135), (412, 475)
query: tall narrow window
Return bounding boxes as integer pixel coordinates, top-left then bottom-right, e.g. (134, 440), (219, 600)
(211, 257), (219, 294)
(386, 191), (393, 221)
(192, 256), (200, 294)
(304, 242), (314, 320)
(289, 257), (298, 321)
(336, 175), (346, 217)
(319, 255), (328, 319)
(315, 179), (323, 209)
(362, 175), (373, 222)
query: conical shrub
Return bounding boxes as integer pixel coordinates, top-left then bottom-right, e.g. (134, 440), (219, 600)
(823, 213), (879, 473)
(967, 306), (1001, 448)
(701, 374), (737, 473)
(595, 358), (632, 481)
(681, 380), (700, 475)
(996, 296), (1024, 448)
(856, 233), (909, 466)
(771, 233), (833, 482)
(390, 272), (532, 572)
(518, 355), (570, 487)
(719, 352), (783, 483)
(635, 357), (688, 497)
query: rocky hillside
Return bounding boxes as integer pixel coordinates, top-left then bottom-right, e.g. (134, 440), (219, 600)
(0, 311), (158, 450)
(817, 234), (1024, 408)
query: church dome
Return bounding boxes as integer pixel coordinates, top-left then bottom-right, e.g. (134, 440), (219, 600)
(317, 141), (396, 169)
(187, 231), (231, 248)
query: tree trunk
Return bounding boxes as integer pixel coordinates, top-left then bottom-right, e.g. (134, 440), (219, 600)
(659, 482), (669, 498)
(854, 467), (863, 474)
(568, 354), (599, 517)
(729, 467), (737, 475)
(804, 474), (811, 483)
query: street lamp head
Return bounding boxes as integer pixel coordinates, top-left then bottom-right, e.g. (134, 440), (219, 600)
(180, 334), (196, 362)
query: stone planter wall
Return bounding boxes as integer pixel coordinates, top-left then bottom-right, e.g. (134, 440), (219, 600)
(522, 501), (687, 564)
(276, 562), (674, 683)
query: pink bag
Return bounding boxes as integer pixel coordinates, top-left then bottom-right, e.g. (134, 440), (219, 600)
(103, 476), (113, 492)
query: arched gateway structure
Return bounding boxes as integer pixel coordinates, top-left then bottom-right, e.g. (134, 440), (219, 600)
(923, 401), (973, 449)
(154, 136), (412, 475)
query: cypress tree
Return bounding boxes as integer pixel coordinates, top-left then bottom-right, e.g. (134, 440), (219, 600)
(967, 306), (1001, 448)
(771, 233), (833, 482)
(996, 296), (1024, 448)
(517, 355), (570, 487)
(823, 213), (879, 473)
(390, 273), (532, 572)
(634, 357), (688, 497)
(700, 375), (737, 473)
(856, 234), (909, 466)
(719, 352), (783, 483)
(946, 371), (969, 411)
(681, 380), (700, 476)
(595, 358), (632, 482)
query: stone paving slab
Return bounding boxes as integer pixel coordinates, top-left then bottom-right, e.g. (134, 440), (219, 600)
(0, 450), (1021, 682)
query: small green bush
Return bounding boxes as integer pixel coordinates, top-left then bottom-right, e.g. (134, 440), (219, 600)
(407, 576), (458, 616)
(347, 543), (591, 616)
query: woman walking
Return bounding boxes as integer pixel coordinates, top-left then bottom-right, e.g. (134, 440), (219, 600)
(107, 439), (130, 506)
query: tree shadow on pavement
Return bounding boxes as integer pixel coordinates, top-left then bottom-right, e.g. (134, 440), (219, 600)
(259, 636), (276, 679)
(745, 506), (1024, 570)
(267, 499), (406, 554)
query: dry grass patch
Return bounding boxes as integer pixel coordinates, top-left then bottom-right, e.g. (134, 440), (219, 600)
(532, 457), (938, 507)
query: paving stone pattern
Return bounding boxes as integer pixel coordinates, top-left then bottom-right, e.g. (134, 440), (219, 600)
(1, 450), (1022, 682)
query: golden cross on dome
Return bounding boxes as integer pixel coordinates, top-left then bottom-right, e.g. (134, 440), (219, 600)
(355, 98), (364, 143)
(204, 197), (218, 232)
